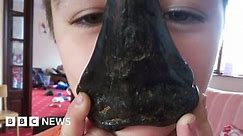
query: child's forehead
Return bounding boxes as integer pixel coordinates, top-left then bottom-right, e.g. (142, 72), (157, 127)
(52, 0), (66, 9)
(52, 0), (98, 8)
(52, 0), (222, 8)
(51, 0), (107, 15)
(52, 0), (61, 7)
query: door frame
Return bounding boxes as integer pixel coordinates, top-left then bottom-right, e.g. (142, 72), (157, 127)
(2, 0), (33, 116)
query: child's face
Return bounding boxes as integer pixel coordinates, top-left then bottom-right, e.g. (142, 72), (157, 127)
(51, 0), (224, 97)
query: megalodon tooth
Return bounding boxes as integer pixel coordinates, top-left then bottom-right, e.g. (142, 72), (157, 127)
(77, 0), (199, 131)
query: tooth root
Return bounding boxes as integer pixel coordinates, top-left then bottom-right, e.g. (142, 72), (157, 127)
(77, 0), (199, 131)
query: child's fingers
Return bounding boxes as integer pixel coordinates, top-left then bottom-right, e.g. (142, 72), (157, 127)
(176, 113), (197, 136)
(193, 93), (208, 124)
(60, 92), (91, 136)
(85, 127), (115, 136)
(193, 93), (213, 136)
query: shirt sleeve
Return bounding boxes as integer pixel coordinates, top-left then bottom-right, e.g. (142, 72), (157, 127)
(34, 125), (62, 136)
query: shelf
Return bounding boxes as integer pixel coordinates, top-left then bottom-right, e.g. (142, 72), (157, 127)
(11, 88), (23, 91)
(11, 65), (23, 68)
(12, 10), (24, 16)
(11, 38), (24, 42)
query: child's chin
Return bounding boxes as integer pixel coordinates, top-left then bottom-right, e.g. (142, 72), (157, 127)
(115, 124), (176, 136)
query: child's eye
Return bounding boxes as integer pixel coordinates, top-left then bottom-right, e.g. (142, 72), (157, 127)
(71, 12), (103, 27)
(163, 10), (205, 24)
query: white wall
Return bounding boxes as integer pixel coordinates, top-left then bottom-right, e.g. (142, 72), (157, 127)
(32, 2), (62, 70)
(209, 75), (243, 92)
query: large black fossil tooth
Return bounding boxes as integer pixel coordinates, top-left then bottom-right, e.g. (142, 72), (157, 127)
(77, 0), (199, 131)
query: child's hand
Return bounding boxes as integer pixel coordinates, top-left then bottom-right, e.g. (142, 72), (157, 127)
(60, 92), (113, 136)
(176, 94), (213, 136)
(60, 93), (213, 136)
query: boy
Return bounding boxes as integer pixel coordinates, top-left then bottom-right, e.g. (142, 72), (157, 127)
(38, 0), (227, 135)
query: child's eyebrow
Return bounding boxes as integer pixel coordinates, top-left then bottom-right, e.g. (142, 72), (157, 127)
(52, 0), (96, 9)
(52, 0), (64, 9)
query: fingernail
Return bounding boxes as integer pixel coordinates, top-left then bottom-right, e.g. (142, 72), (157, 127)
(202, 93), (207, 97)
(74, 93), (83, 105)
(188, 117), (197, 131)
(178, 113), (196, 126)
(177, 114), (197, 136)
(189, 114), (196, 124)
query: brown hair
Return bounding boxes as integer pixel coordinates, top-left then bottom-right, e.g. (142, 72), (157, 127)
(43, 0), (53, 36)
(43, 0), (228, 36)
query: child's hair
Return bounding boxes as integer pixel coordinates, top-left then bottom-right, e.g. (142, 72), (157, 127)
(43, 0), (228, 37)
(43, 0), (53, 36)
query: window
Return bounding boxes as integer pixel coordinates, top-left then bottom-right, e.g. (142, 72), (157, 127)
(215, 0), (243, 76)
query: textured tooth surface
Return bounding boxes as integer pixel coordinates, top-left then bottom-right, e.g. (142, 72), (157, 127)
(77, 0), (199, 131)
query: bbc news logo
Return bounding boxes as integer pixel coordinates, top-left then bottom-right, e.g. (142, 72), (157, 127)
(6, 117), (71, 127)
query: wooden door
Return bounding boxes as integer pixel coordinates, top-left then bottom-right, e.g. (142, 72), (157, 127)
(3, 0), (33, 116)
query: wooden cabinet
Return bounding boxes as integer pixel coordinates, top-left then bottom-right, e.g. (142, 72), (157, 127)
(3, 0), (33, 116)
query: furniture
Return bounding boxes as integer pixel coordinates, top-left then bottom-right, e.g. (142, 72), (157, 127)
(48, 67), (68, 84)
(0, 85), (19, 136)
(3, 0), (33, 116)
(50, 74), (67, 85)
(206, 88), (243, 135)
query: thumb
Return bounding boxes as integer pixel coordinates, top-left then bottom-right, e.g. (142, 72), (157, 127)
(176, 113), (197, 136)
(61, 92), (91, 136)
